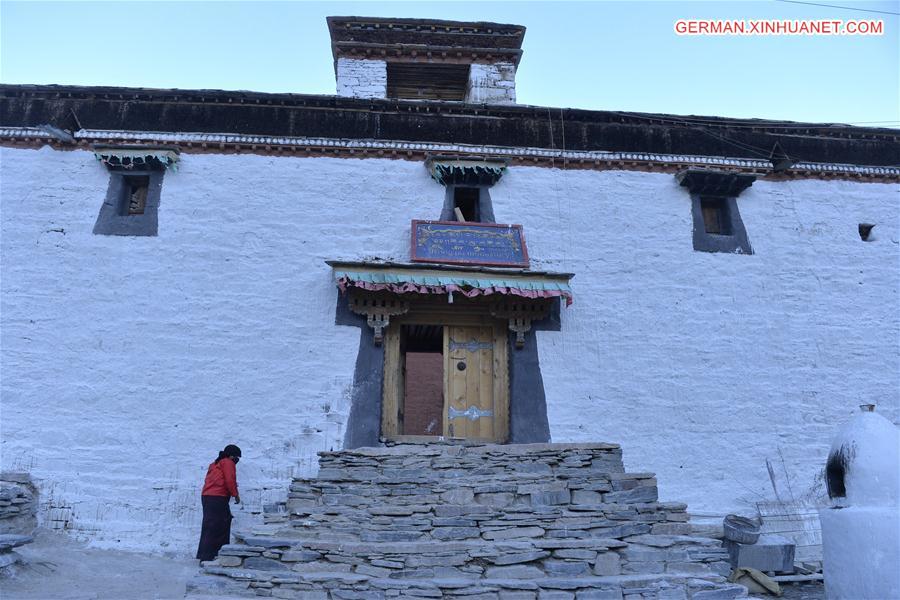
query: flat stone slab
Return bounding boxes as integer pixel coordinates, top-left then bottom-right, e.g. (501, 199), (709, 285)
(726, 534), (795, 574)
(0, 534), (33, 551)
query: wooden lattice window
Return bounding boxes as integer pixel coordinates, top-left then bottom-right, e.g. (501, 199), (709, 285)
(387, 63), (469, 101)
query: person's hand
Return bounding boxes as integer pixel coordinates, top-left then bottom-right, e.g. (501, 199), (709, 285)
(234, 495), (241, 504)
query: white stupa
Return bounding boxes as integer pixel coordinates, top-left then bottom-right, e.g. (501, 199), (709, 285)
(819, 404), (900, 599)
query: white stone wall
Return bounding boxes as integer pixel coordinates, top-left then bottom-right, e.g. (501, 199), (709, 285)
(466, 63), (517, 105)
(335, 58), (387, 99)
(2, 146), (898, 553)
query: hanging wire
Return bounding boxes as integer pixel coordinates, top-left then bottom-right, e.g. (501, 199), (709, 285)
(774, 0), (900, 16)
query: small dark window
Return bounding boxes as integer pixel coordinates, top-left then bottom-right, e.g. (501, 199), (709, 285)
(700, 197), (731, 235)
(859, 223), (875, 241)
(453, 187), (480, 222)
(94, 170), (162, 237)
(123, 175), (149, 216)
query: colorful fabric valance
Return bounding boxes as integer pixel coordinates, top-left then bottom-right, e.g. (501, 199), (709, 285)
(425, 156), (507, 186)
(329, 261), (573, 306)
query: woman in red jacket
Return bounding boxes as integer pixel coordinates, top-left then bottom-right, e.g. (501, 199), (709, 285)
(196, 444), (242, 561)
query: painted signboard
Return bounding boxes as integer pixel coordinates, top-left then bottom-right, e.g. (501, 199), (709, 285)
(410, 220), (529, 268)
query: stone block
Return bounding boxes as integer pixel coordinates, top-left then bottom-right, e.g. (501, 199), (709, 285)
(391, 567), (435, 579)
(332, 591), (385, 600)
(0, 534), (33, 551)
(357, 564), (393, 577)
(483, 527), (545, 541)
(244, 557), (291, 571)
(500, 592), (537, 600)
(372, 559), (404, 569)
(406, 554), (468, 567)
(292, 560), (352, 573)
(489, 551), (551, 565)
(603, 487), (658, 504)
(361, 531), (422, 543)
(219, 545), (266, 556)
(575, 591), (622, 600)
(476, 493), (516, 507)
(542, 560), (591, 576)
(622, 561), (664, 574)
(217, 555), (243, 567)
(656, 588), (687, 600)
(432, 517), (478, 527)
(666, 561), (711, 575)
(292, 590), (328, 600)
(538, 592), (574, 600)
(280, 550), (323, 563)
(725, 535), (794, 573)
(432, 527), (481, 540)
(242, 536), (302, 548)
(552, 549), (596, 561)
(530, 490), (571, 506)
(572, 490), (603, 505)
(689, 585), (747, 600)
(592, 553), (621, 576)
(485, 565), (544, 579)
(442, 489), (476, 504)
(592, 523), (651, 538)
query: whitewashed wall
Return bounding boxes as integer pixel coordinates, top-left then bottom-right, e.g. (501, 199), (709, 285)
(1, 146), (897, 553)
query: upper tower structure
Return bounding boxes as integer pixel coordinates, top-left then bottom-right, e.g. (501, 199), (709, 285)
(327, 16), (525, 105)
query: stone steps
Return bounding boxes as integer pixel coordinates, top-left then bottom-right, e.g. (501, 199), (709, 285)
(288, 472), (656, 512)
(278, 501), (690, 543)
(209, 534), (730, 581)
(191, 443), (745, 600)
(188, 569), (747, 599)
(314, 443), (625, 482)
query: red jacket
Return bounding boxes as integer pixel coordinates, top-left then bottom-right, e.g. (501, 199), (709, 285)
(201, 457), (239, 498)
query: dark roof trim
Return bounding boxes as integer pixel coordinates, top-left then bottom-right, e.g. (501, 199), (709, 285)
(328, 16), (526, 66)
(1, 84), (897, 168)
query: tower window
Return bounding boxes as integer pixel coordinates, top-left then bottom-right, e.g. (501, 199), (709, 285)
(453, 187), (481, 222)
(387, 63), (469, 101)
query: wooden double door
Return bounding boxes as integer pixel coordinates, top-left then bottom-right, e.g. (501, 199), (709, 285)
(382, 313), (509, 443)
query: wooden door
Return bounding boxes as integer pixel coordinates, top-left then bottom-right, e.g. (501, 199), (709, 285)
(444, 325), (501, 441)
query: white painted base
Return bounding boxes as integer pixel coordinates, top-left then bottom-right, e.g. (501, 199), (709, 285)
(820, 506), (900, 599)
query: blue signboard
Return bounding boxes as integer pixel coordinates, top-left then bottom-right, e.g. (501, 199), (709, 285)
(410, 220), (529, 268)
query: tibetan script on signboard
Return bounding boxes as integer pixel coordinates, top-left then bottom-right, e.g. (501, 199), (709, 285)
(410, 220), (529, 268)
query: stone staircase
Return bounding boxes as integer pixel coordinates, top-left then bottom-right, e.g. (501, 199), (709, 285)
(187, 443), (746, 600)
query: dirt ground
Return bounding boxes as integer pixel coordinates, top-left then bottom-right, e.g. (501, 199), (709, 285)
(0, 529), (197, 600)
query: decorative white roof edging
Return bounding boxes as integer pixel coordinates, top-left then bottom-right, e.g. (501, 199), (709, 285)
(0, 126), (896, 178)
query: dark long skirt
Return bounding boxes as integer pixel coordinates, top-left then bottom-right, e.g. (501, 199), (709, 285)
(196, 495), (232, 560)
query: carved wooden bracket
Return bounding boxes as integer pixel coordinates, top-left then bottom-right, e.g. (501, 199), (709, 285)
(347, 290), (409, 346)
(491, 299), (551, 349)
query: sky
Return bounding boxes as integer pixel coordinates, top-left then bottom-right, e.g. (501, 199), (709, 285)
(1, 0), (898, 126)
